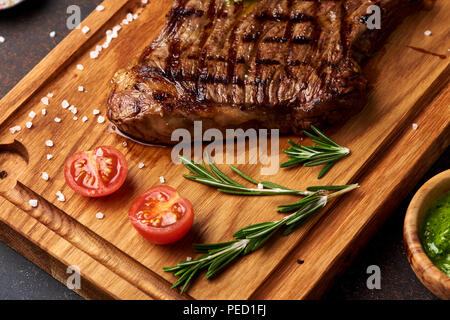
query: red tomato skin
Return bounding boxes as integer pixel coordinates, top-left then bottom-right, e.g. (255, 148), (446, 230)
(129, 186), (194, 245)
(64, 146), (128, 198)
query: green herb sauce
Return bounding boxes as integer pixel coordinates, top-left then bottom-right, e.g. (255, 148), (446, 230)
(421, 192), (450, 277)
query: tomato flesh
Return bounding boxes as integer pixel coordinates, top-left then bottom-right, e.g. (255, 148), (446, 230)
(129, 186), (194, 245)
(65, 146), (128, 197)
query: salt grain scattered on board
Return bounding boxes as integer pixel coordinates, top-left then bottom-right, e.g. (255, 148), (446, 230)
(160, 176), (165, 184)
(62, 100), (70, 109)
(29, 199), (38, 208)
(424, 30), (432, 36)
(82, 116), (88, 122)
(97, 116), (105, 123)
(41, 109), (47, 115)
(90, 50), (99, 59)
(96, 5), (104, 11)
(49, 31), (56, 38)
(25, 121), (33, 129)
(47, 154), (53, 160)
(9, 126), (21, 134)
(45, 140), (54, 147)
(54, 117), (62, 123)
(412, 123), (419, 130)
(42, 172), (49, 181)
(41, 97), (49, 105)
(93, 109), (100, 115)
(56, 191), (65, 202)
(81, 26), (90, 34)
(29, 111), (36, 118)
(76, 64), (84, 71)
(96, 212), (105, 220)
(138, 163), (145, 169)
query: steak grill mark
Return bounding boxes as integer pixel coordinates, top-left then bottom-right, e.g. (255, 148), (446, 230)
(108, 0), (422, 144)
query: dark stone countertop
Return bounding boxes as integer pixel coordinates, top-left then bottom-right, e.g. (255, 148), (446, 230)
(0, 0), (446, 300)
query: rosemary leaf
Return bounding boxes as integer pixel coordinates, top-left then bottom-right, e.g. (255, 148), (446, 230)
(281, 125), (350, 179)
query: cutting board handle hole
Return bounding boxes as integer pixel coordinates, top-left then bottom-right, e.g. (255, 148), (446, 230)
(0, 140), (29, 192)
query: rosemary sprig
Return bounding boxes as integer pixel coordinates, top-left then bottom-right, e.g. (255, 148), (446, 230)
(281, 125), (350, 179)
(163, 184), (359, 294)
(180, 155), (313, 197)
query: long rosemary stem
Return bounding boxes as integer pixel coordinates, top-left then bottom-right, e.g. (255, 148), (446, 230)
(164, 184), (359, 294)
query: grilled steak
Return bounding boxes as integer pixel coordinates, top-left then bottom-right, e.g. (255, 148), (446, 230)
(108, 0), (421, 144)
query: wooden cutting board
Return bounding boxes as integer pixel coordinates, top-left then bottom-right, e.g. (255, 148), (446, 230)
(0, 0), (448, 300)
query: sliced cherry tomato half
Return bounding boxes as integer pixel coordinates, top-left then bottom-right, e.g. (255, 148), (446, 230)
(64, 146), (128, 197)
(129, 185), (194, 245)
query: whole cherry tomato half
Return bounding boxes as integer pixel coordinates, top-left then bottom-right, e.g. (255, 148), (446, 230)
(64, 146), (128, 197)
(129, 185), (194, 245)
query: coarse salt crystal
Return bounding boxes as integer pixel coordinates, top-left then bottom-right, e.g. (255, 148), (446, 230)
(90, 50), (99, 59)
(61, 100), (70, 109)
(10, 125), (21, 134)
(71, 107), (78, 114)
(424, 30), (432, 36)
(56, 191), (65, 202)
(41, 97), (49, 105)
(122, 19), (129, 25)
(113, 25), (121, 32)
(133, 14), (139, 20)
(0, 36), (5, 43)
(82, 26), (90, 34)
(96, 5), (104, 11)
(186, 256), (192, 262)
(93, 109), (100, 115)
(45, 140), (54, 147)
(76, 64), (84, 70)
(78, 86), (84, 92)
(41, 109), (47, 115)
(47, 93), (54, 98)
(97, 116), (105, 124)
(159, 176), (165, 184)
(25, 121), (33, 129)
(138, 163), (145, 169)
(82, 116), (88, 122)
(29, 199), (38, 208)
(29, 111), (36, 118)
(49, 31), (56, 38)
(257, 183), (264, 190)
(47, 154), (53, 160)
(95, 45), (102, 52)
(412, 123), (419, 130)
(54, 117), (62, 123)
(96, 212), (105, 219)
(96, 148), (104, 157)
(42, 172), (49, 181)
(126, 13), (133, 22)
(73, 116), (78, 121)
(122, 142), (128, 147)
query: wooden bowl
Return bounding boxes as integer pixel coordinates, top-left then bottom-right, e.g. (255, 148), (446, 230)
(404, 169), (450, 299)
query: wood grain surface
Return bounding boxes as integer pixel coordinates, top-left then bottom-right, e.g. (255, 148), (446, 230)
(0, 0), (448, 299)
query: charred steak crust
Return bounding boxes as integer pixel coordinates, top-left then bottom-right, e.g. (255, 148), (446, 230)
(108, 0), (421, 144)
